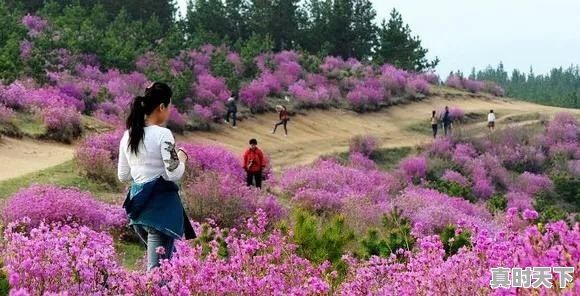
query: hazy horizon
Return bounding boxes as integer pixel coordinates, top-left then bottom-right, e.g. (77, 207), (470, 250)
(176, 0), (580, 77)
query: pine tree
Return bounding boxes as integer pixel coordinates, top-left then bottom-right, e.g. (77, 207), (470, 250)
(374, 9), (439, 71)
(351, 0), (377, 60)
(328, 0), (354, 58)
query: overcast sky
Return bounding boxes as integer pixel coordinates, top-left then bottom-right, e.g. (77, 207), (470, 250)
(176, 0), (580, 76)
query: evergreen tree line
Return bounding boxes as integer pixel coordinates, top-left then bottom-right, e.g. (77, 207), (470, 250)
(466, 63), (580, 108)
(2, 0), (438, 75)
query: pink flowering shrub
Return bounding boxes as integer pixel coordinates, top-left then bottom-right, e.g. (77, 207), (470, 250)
(193, 74), (231, 121)
(41, 106), (83, 143)
(506, 191), (534, 210)
(240, 79), (269, 111)
(405, 77), (431, 96)
(2, 185), (126, 231)
(441, 170), (470, 187)
(338, 218), (579, 295)
(180, 143), (245, 182)
(76, 130), (123, 184)
(21, 15), (48, 38)
(167, 106), (187, 133)
(445, 75), (463, 89)
(394, 187), (496, 235)
(182, 172), (284, 227)
(399, 156), (428, 182)
(462, 79), (485, 93)
(448, 106), (465, 122)
(511, 172), (553, 196)
(349, 152), (377, 171)
(349, 135), (378, 157)
(0, 104), (15, 123)
(4, 222), (126, 295)
(346, 78), (387, 111)
(281, 159), (397, 214)
(120, 210), (330, 295)
(20, 40), (33, 60)
(380, 64), (408, 93)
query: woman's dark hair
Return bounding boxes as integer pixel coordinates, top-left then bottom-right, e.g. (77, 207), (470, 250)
(126, 82), (172, 154)
(432, 110), (436, 117)
(249, 138), (258, 145)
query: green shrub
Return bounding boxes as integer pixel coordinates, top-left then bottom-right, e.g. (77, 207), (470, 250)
(534, 197), (569, 224)
(487, 194), (508, 214)
(0, 270), (9, 295)
(552, 174), (580, 210)
(361, 208), (415, 259)
(439, 225), (471, 257)
(292, 210), (355, 265)
(429, 180), (476, 203)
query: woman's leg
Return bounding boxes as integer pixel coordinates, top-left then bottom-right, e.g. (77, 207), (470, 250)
(283, 120), (288, 135)
(246, 171), (254, 187)
(232, 112), (237, 127)
(144, 227), (173, 272)
(273, 121), (283, 134)
(432, 124), (437, 139)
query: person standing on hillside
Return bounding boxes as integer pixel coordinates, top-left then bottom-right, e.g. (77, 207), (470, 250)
(487, 109), (496, 132)
(118, 82), (195, 273)
(225, 94), (238, 128)
(243, 138), (267, 188)
(431, 110), (439, 139)
(442, 106), (452, 136)
(272, 105), (290, 136)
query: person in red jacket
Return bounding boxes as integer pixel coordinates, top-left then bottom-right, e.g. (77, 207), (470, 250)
(243, 138), (267, 188)
(272, 105), (290, 136)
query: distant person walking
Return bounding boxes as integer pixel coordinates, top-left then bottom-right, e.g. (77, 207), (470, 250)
(272, 105), (290, 136)
(442, 106), (452, 136)
(243, 138), (267, 188)
(431, 110), (439, 139)
(225, 94), (238, 128)
(487, 109), (496, 132)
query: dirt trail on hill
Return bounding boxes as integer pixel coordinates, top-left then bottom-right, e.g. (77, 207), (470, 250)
(183, 95), (579, 172)
(0, 137), (75, 181)
(1, 93), (577, 181)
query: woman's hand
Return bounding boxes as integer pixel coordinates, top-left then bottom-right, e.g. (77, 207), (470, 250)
(177, 148), (188, 163)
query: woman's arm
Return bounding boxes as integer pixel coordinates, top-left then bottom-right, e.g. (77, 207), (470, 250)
(160, 130), (185, 181)
(117, 135), (132, 182)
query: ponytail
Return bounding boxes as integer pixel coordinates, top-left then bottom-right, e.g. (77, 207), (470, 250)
(127, 96), (146, 154)
(126, 82), (173, 154)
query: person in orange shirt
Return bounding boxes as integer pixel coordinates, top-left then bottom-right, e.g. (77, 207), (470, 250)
(242, 138), (267, 188)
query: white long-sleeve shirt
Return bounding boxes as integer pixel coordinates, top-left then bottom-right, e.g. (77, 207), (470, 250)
(117, 125), (185, 183)
(488, 113), (496, 122)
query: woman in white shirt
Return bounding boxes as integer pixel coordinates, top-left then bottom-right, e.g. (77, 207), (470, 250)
(487, 109), (496, 132)
(118, 82), (192, 272)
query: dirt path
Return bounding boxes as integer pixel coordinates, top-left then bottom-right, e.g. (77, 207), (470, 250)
(1, 93), (577, 181)
(183, 95), (579, 172)
(0, 137), (75, 181)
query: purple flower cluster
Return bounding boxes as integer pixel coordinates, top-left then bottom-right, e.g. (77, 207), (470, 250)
(4, 222), (125, 295)
(349, 135), (378, 157)
(281, 159), (397, 213)
(21, 15), (48, 38)
(399, 156), (428, 182)
(0, 104), (15, 123)
(405, 77), (432, 96)
(511, 172), (553, 196)
(338, 219), (579, 295)
(441, 170), (470, 187)
(395, 187), (496, 235)
(19, 40), (33, 60)
(76, 130), (124, 183)
(180, 143), (245, 182)
(2, 185), (126, 231)
(167, 106), (187, 133)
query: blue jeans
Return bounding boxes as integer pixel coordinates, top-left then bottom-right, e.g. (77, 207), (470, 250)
(133, 225), (175, 272)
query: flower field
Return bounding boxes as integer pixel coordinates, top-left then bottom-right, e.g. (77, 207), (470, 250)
(1, 110), (579, 295)
(1, 11), (578, 296)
